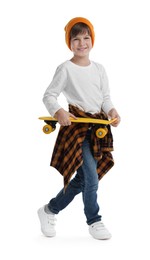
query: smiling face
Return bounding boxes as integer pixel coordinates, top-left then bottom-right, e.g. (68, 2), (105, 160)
(70, 32), (92, 57)
(70, 23), (93, 58)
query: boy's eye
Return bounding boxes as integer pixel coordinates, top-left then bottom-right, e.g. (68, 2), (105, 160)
(73, 37), (90, 41)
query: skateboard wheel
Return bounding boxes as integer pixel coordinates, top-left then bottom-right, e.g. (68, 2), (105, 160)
(43, 124), (53, 134)
(96, 128), (108, 138)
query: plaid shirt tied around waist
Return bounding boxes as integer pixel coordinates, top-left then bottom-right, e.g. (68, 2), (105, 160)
(50, 105), (114, 189)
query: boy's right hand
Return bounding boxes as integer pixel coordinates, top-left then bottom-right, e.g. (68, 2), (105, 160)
(54, 108), (77, 126)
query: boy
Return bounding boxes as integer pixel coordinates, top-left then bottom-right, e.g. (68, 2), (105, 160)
(38, 17), (120, 240)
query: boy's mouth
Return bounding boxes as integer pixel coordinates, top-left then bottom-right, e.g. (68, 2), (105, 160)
(77, 47), (87, 51)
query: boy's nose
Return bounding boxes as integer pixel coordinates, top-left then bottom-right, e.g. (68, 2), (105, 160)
(79, 39), (85, 46)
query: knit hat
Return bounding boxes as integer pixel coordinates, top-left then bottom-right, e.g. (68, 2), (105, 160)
(64, 17), (95, 50)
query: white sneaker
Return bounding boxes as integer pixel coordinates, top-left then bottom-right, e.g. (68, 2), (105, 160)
(37, 206), (56, 237)
(89, 221), (111, 240)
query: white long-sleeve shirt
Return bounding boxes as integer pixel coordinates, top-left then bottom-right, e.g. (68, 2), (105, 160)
(43, 60), (114, 117)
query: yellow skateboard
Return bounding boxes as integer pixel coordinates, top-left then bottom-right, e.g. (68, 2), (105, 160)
(39, 116), (116, 138)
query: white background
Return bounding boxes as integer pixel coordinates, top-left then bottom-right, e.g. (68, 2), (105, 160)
(0, 0), (150, 259)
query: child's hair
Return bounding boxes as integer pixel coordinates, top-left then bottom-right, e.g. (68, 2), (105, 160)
(70, 23), (91, 40)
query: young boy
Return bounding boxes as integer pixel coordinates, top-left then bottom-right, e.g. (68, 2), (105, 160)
(38, 17), (120, 240)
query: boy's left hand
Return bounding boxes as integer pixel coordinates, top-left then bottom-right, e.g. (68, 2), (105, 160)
(108, 108), (121, 127)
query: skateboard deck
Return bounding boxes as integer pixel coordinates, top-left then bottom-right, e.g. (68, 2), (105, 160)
(39, 116), (116, 138)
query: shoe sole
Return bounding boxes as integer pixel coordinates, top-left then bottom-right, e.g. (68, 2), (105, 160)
(89, 229), (111, 240)
(41, 228), (56, 237)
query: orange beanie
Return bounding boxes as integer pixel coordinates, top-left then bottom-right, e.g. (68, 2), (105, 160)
(64, 17), (95, 50)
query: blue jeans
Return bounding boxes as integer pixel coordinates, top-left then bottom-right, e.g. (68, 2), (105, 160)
(48, 129), (101, 225)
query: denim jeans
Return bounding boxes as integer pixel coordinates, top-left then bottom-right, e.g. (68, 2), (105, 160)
(48, 129), (101, 225)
